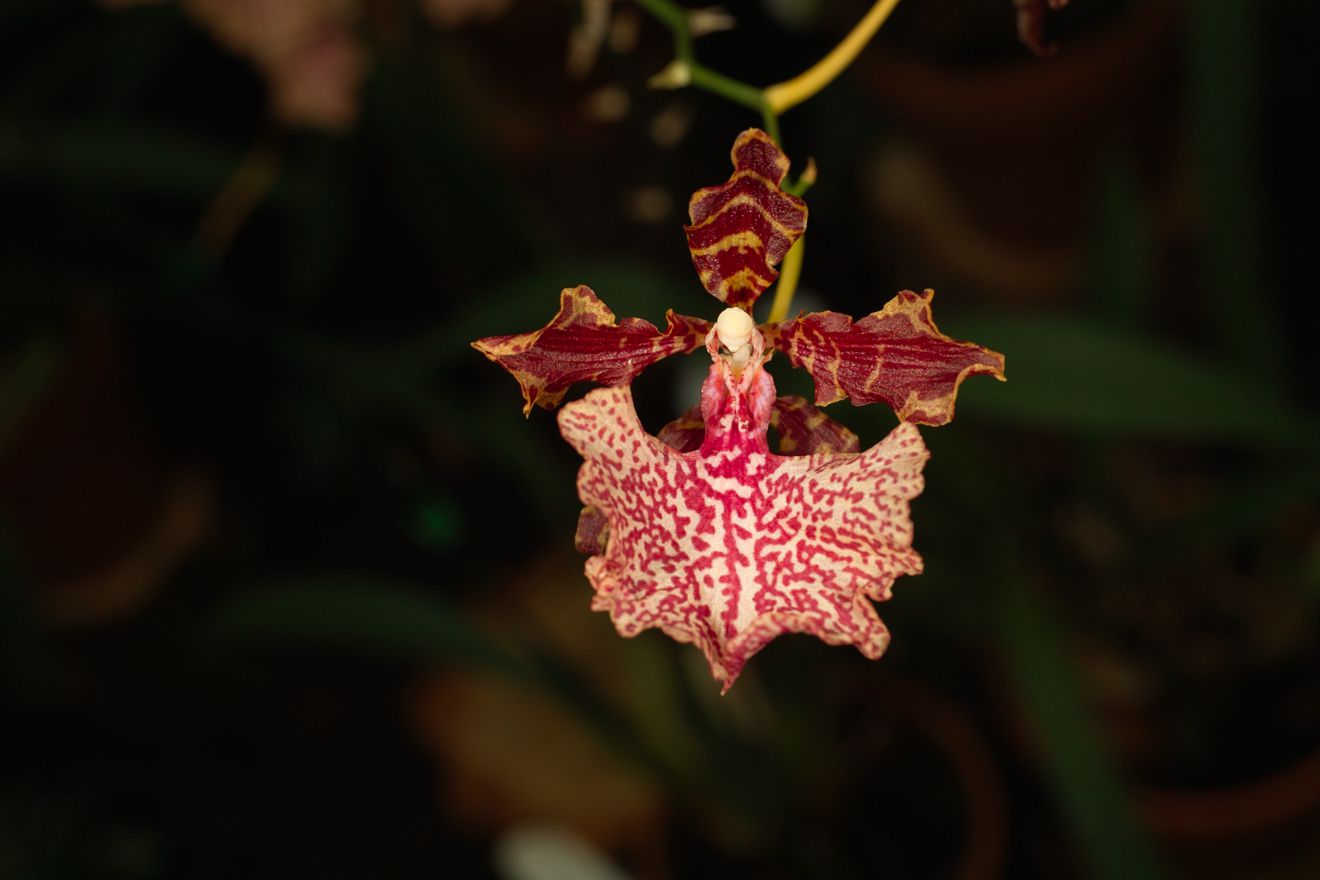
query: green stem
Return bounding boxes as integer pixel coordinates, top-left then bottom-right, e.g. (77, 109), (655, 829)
(687, 61), (766, 113)
(633, 1), (780, 142)
(632, 0), (693, 60)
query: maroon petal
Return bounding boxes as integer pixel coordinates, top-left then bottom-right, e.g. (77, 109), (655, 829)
(684, 129), (808, 309)
(656, 405), (705, 453)
(765, 289), (1006, 426)
(575, 505), (610, 555)
(472, 285), (711, 415)
(771, 396), (860, 454)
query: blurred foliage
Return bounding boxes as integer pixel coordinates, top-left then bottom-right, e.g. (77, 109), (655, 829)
(2, 0), (1318, 878)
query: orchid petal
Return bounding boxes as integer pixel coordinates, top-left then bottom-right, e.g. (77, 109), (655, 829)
(656, 405), (705, 453)
(764, 289), (1006, 426)
(558, 327), (927, 691)
(575, 505), (610, 555)
(684, 129), (808, 309)
(472, 285), (711, 415)
(770, 395), (861, 454)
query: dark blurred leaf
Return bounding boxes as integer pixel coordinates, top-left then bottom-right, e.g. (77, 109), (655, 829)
(208, 576), (524, 675)
(0, 338), (59, 452)
(209, 576), (693, 791)
(0, 528), (48, 698)
(0, 121), (313, 206)
(947, 315), (1316, 444)
(1140, 461), (1320, 567)
(1086, 153), (1150, 326)
(367, 56), (533, 287)
(998, 574), (1166, 880)
(1189, 0), (1279, 377)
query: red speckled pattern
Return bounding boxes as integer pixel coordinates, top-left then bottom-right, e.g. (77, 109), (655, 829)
(472, 285), (710, 415)
(656, 397), (860, 457)
(765, 290), (1006, 426)
(558, 326), (927, 691)
(685, 129), (808, 309)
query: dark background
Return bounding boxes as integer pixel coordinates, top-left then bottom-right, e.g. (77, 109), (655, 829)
(2, 0), (1318, 877)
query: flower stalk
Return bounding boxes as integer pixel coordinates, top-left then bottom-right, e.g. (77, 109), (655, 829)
(763, 0), (904, 114)
(766, 238), (804, 324)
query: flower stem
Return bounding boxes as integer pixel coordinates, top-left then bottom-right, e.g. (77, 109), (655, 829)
(631, 0), (693, 60)
(763, 0), (903, 114)
(687, 61), (766, 114)
(766, 236), (804, 323)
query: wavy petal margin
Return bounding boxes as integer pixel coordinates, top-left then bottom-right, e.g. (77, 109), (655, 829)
(559, 336), (927, 691)
(764, 289), (1006, 426)
(472, 285), (711, 415)
(684, 129), (808, 309)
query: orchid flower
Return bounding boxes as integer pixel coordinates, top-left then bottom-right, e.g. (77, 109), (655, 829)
(474, 129), (1004, 690)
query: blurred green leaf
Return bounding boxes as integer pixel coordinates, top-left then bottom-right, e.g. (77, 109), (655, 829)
(208, 576), (524, 675)
(1086, 153), (1150, 327)
(998, 574), (1166, 880)
(0, 121), (314, 206)
(947, 315), (1316, 443)
(209, 576), (695, 792)
(367, 55), (533, 286)
(1189, 0), (1278, 378)
(0, 528), (48, 698)
(1140, 461), (1320, 566)
(0, 338), (59, 452)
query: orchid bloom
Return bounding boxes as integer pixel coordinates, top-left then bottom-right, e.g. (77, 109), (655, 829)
(474, 129), (1004, 690)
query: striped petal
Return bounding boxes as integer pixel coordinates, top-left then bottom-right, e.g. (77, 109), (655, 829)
(685, 129), (808, 309)
(770, 395), (861, 454)
(472, 285), (711, 415)
(765, 289), (1006, 426)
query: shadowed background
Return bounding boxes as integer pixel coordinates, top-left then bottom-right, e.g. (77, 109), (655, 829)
(2, 0), (1318, 877)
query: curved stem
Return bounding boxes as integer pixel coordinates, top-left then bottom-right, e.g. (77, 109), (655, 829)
(766, 236), (804, 323)
(632, 0), (693, 60)
(686, 61), (766, 112)
(764, 0), (903, 114)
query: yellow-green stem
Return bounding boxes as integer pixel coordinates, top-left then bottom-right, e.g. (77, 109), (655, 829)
(767, 236), (804, 323)
(764, 0), (903, 114)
